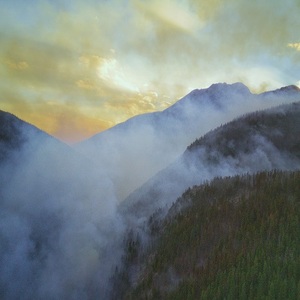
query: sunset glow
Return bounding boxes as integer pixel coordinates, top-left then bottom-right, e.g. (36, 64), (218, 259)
(1, 0), (300, 143)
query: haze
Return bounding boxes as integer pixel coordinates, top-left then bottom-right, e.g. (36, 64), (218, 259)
(1, 0), (300, 143)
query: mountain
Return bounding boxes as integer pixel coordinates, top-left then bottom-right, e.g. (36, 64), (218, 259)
(120, 170), (300, 299)
(121, 101), (300, 226)
(75, 83), (300, 201)
(1, 83), (300, 300)
(0, 110), (46, 163)
(0, 111), (123, 300)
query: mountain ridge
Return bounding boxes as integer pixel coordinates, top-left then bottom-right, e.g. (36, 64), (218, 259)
(121, 101), (300, 224)
(75, 83), (300, 201)
(78, 83), (300, 144)
(1, 83), (300, 300)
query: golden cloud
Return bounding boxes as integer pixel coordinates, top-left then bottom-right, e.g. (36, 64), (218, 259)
(1, 0), (300, 142)
(46, 103), (113, 144)
(287, 43), (300, 51)
(132, 0), (202, 33)
(1, 89), (112, 144)
(5, 59), (29, 70)
(76, 79), (98, 91)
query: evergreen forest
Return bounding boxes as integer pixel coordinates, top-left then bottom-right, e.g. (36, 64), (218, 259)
(116, 170), (300, 299)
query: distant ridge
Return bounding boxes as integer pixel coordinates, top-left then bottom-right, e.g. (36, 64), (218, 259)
(1, 84), (300, 300)
(75, 83), (300, 201)
(121, 101), (300, 223)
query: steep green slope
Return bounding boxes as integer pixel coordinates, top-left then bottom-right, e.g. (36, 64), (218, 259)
(120, 171), (300, 299)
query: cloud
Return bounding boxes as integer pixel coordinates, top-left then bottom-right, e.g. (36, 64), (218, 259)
(76, 79), (97, 91)
(97, 57), (140, 92)
(40, 102), (113, 144)
(5, 59), (29, 70)
(0, 86), (112, 143)
(288, 43), (300, 51)
(208, 0), (300, 54)
(132, 0), (203, 33)
(0, 0), (300, 141)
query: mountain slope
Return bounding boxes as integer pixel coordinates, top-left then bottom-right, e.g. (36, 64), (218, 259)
(122, 170), (300, 299)
(0, 110), (47, 163)
(75, 83), (300, 201)
(121, 101), (300, 224)
(1, 84), (300, 300)
(0, 111), (123, 300)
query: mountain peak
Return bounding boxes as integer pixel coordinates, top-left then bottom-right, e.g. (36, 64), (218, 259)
(207, 82), (252, 97)
(274, 85), (300, 93)
(186, 82), (251, 99)
(208, 82), (250, 91)
(188, 82), (250, 95)
(260, 84), (300, 98)
(167, 82), (252, 114)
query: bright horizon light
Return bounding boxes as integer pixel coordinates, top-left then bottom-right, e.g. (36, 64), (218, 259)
(1, 0), (300, 143)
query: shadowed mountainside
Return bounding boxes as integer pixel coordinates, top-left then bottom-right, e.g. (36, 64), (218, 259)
(0, 111), (122, 300)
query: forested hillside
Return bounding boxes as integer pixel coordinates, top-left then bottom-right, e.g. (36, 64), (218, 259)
(188, 102), (300, 157)
(122, 102), (300, 223)
(117, 170), (300, 299)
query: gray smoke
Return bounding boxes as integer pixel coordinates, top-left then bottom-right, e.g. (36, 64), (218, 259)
(1, 83), (300, 299)
(76, 83), (300, 201)
(122, 101), (300, 226)
(0, 115), (124, 299)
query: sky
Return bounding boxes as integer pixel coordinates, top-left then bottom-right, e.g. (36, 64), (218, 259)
(0, 0), (300, 143)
